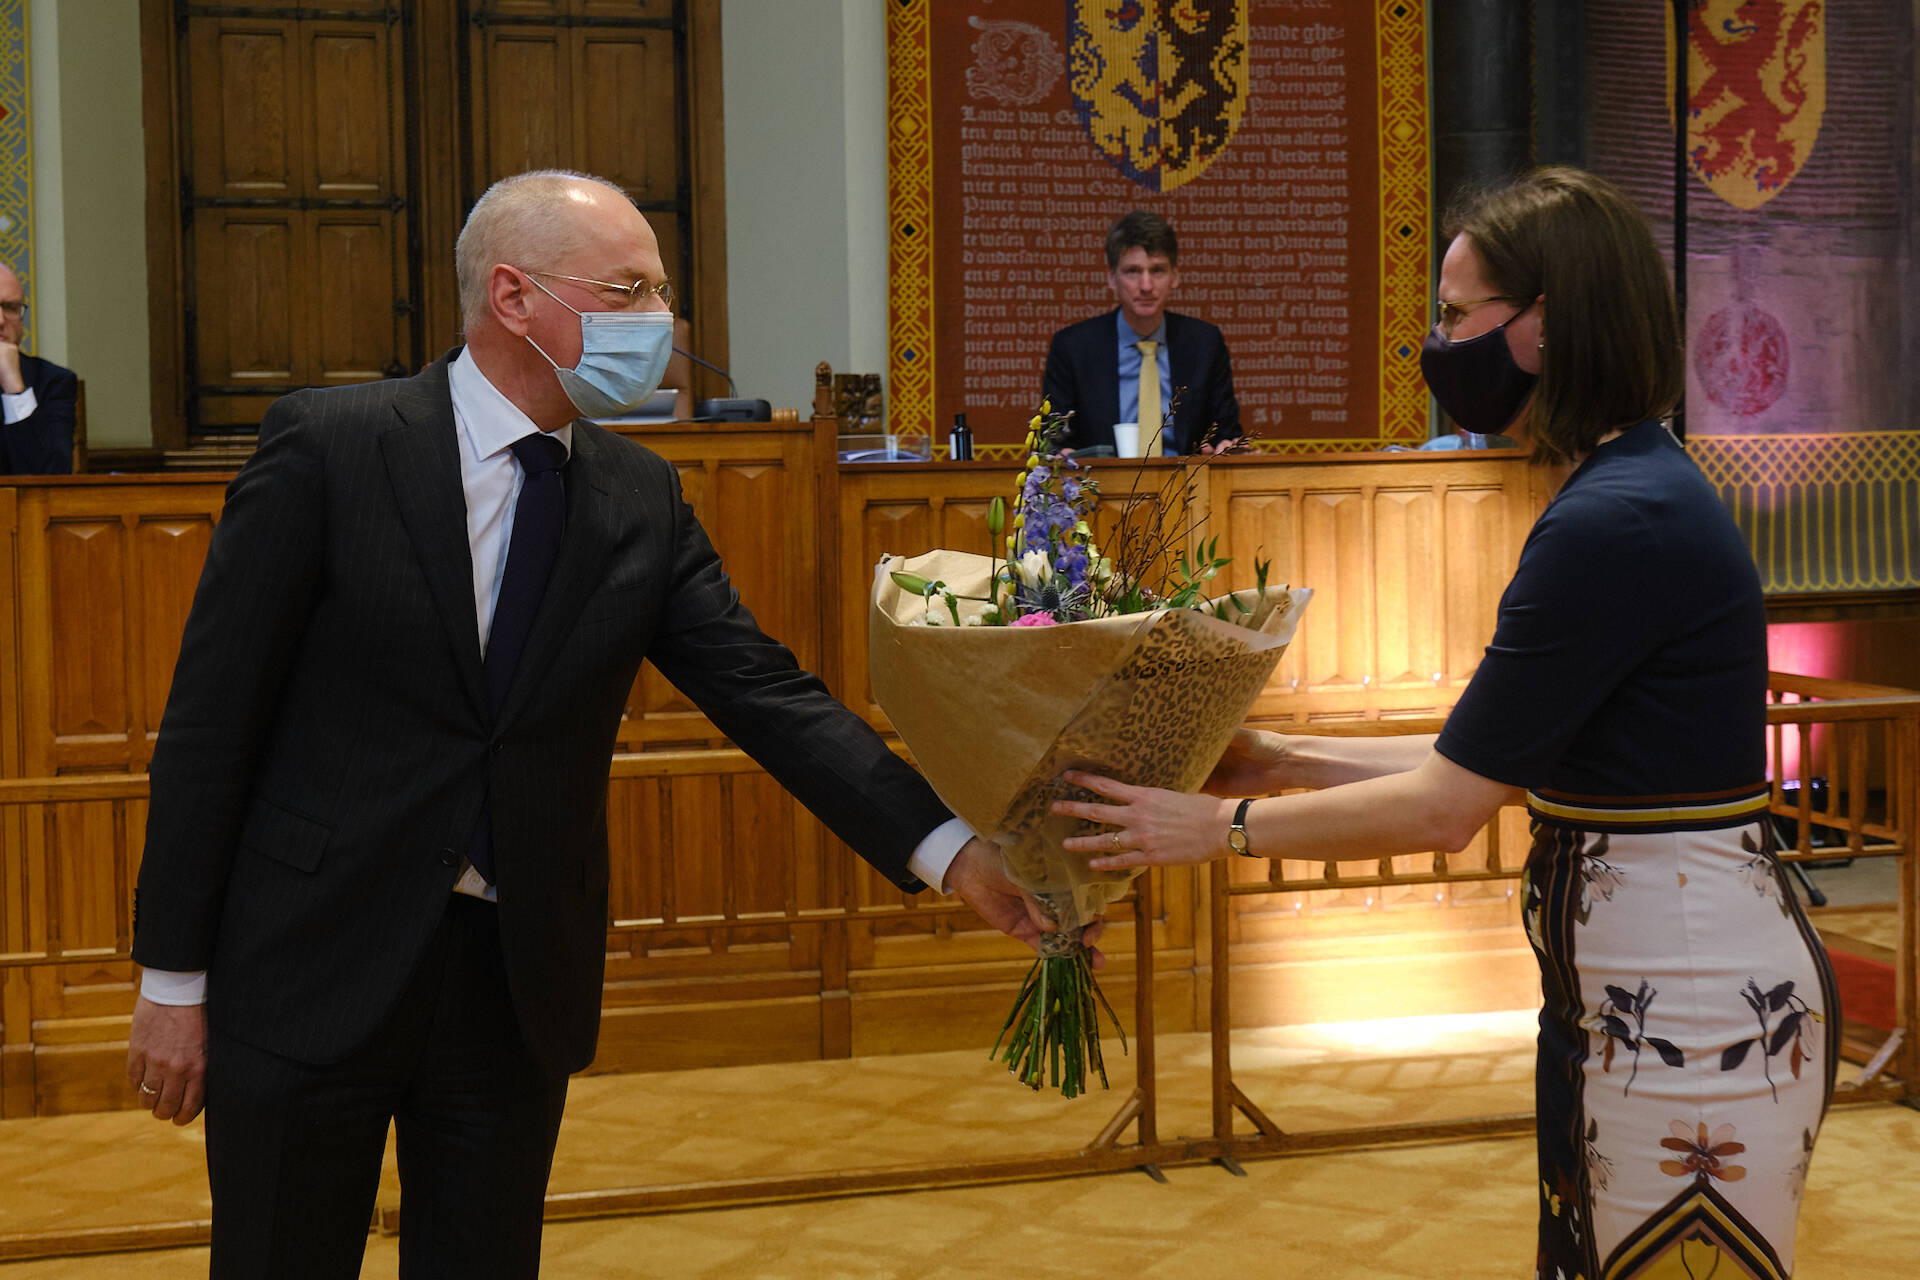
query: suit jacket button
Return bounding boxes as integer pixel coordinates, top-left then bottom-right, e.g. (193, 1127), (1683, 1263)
(437, 847), (459, 867)
(491, 741), (505, 755)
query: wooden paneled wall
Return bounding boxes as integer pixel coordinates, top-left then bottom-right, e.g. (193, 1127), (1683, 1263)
(140, 0), (729, 454)
(164, 6), (416, 430)
(832, 453), (1550, 1039)
(0, 433), (1543, 1117)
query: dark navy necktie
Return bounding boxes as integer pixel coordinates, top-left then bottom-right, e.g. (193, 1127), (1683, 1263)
(468, 431), (568, 883)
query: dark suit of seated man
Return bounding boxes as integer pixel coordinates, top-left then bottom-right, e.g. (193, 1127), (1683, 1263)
(1042, 210), (1240, 457)
(0, 262), (77, 475)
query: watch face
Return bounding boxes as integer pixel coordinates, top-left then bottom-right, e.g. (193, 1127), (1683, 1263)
(1228, 828), (1248, 855)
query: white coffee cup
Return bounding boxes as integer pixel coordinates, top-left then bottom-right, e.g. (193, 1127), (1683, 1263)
(1112, 421), (1141, 458)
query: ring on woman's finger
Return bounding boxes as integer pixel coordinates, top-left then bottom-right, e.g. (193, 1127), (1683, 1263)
(1109, 831), (1122, 850)
(137, 1083), (159, 1098)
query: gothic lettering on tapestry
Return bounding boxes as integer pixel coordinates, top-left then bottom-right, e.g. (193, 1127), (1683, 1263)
(914, 1), (1424, 448)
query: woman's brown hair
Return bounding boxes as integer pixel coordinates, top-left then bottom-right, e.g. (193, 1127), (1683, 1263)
(1444, 167), (1683, 465)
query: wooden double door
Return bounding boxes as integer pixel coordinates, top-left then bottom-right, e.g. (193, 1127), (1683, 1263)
(143, 0), (725, 451)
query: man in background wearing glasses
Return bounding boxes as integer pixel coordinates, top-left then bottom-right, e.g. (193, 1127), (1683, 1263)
(0, 261), (77, 474)
(123, 169), (1051, 1277)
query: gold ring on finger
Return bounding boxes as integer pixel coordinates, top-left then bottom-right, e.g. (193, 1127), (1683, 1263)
(1109, 831), (1122, 850)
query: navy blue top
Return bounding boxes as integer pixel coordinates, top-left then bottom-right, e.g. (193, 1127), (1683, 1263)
(1435, 421), (1767, 797)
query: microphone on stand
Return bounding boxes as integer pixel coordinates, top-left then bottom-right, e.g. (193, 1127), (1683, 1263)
(675, 347), (771, 422)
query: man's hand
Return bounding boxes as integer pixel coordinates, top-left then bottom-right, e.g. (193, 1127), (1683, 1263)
(126, 996), (208, 1125)
(0, 340), (23, 395)
(944, 838), (1106, 969)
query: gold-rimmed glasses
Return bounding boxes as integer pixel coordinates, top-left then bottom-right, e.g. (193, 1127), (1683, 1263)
(0, 301), (26, 323)
(524, 269), (673, 310)
(1435, 294), (1520, 341)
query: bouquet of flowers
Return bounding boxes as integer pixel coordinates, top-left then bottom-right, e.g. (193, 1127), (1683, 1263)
(869, 406), (1311, 1097)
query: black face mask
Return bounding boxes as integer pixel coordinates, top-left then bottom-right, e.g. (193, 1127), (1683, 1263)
(1419, 318), (1538, 435)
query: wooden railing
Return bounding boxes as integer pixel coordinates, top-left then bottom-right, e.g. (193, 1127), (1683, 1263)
(0, 428), (1915, 1256)
(1, 437), (1553, 1120)
(1198, 676), (1920, 1171)
(11, 676), (1909, 1259)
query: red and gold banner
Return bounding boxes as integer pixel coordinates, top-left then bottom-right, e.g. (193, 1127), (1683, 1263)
(888, 1), (1429, 452)
(1670, 0), (1826, 210)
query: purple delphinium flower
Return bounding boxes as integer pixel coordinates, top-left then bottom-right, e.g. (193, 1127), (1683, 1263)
(1007, 429), (1103, 621)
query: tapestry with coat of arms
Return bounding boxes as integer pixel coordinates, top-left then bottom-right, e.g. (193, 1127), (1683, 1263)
(888, 0), (1431, 453)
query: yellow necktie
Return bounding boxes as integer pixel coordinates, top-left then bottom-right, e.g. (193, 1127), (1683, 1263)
(1135, 339), (1163, 455)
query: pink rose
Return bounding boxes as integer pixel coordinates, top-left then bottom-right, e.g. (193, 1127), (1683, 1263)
(1009, 613), (1058, 627)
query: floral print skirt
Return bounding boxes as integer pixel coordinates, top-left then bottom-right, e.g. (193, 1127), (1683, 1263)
(1523, 801), (1837, 1280)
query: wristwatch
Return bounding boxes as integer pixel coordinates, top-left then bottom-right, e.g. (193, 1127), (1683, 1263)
(1226, 797), (1256, 858)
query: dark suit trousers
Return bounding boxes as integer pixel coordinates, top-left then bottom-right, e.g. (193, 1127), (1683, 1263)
(205, 895), (570, 1279)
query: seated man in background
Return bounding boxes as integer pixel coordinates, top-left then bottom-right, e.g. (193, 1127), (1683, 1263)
(1042, 210), (1241, 456)
(0, 262), (78, 475)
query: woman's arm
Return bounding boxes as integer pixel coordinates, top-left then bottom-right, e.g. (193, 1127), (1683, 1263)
(1208, 727), (1442, 794)
(1059, 747), (1524, 869)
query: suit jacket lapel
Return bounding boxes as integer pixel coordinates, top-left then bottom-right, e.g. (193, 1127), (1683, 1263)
(494, 421), (618, 726)
(1166, 313), (1199, 452)
(381, 356), (490, 720)
(1092, 310), (1121, 435)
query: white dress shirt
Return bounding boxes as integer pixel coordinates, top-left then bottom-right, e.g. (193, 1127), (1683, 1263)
(2, 386), (37, 423)
(140, 353), (969, 1006)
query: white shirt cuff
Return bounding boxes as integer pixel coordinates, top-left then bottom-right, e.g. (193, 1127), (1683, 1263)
(1, 387), (35, 424)
(140, 967), (208, 1005)
(452, 863), (499, 901)
(908, 816), (974, 893)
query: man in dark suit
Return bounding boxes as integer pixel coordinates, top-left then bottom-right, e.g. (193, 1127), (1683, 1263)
(1042, 211), (1241, 456)
(0, 262), (78, 475)
(124, 171), (1054, 1278)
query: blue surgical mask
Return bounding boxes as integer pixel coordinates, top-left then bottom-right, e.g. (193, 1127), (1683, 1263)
(523, 278), (674, 418)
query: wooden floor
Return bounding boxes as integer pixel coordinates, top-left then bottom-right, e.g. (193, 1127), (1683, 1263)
(2, 1006), (1917, 1278)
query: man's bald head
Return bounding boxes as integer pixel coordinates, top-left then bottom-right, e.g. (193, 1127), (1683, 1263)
(455, 170), (628, 329)
(452, 170), (668, 431)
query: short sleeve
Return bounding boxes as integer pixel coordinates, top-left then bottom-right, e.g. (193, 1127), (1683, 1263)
(1434, 490), (1663, 789)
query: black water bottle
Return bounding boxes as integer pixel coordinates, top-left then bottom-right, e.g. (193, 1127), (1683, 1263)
(949, 412), (974, 461)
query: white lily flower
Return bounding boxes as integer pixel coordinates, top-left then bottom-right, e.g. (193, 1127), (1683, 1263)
(1015, 548), (1052, 589)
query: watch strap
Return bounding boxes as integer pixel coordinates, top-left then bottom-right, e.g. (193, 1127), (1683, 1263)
(1230, 796), (1257, 858)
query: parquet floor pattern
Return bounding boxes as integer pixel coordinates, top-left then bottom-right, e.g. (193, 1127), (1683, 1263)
(4, 1004), (1917, 1277)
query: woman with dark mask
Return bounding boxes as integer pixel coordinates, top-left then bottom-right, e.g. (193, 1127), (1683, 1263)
(1053, 167), (1835, 1279)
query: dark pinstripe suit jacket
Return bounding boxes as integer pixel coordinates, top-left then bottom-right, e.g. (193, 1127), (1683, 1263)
(1040, 309), (1240, 455)
(132, 352), (950, 1074)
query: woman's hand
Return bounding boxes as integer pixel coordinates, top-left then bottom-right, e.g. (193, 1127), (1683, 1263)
(1203, 728), (1290, 795)
(1052, 771), (1239, 870)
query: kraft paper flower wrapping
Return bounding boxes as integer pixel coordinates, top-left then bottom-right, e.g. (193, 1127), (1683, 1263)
(869, 548), (1312, 932)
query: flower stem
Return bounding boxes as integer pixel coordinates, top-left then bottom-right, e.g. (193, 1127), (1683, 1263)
(989, 929), (1126, 1098)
